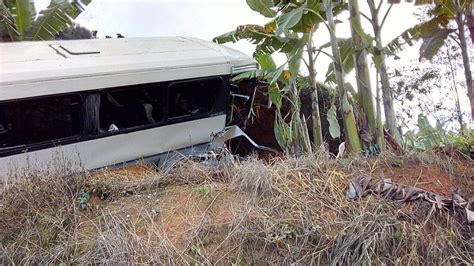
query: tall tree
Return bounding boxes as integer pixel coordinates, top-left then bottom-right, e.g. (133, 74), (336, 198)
(390, 38), (467, 133)
(348, 0), (380, 150)
(306, 32), (324, 149)
(368, 0), (402, 145)
(387, 0), (473, 122)
(324, 0), (362, 153)
(323, 1), (404, 148)
(452, 0), (473, 123)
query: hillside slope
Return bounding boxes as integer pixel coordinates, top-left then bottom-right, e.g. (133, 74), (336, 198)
(1, 151), (473, 264)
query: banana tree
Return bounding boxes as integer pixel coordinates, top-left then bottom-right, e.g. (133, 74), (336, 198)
(348, 0), (381, 151)
(1, 0), (92, 41)
(214, 0), (319, 155)
(367, 0), (402, 145)
(229, 39), (313, 156)
(324, 0), (403, 146)
(214, 0), (363, 153)
(323, 0), (362, 153)
(386, 0), (473, 122)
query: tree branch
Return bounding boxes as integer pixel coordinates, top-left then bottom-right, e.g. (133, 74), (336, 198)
(314, 50), (321, 64)
(302, 54), (310, 70)
(449, 34), (462, 47)
(376, 0), (383, 12)
(380, 4), (393, 29)
(360, 12), (375, 27)
(304, 8), (333, 35)
(312, 48), (335, 62)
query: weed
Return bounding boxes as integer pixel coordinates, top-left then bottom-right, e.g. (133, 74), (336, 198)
(77, 188), (90, 210)
(195, 186), (212, 196)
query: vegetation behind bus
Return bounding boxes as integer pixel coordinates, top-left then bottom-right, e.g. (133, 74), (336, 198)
(214, 0), (473, 157)
(0, 0), (92, 41)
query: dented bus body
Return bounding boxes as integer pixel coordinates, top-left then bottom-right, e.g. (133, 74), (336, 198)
(0, 37), (257, 177)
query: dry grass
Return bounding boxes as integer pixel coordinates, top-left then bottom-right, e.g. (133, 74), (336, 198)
(1, 152), (472, 264)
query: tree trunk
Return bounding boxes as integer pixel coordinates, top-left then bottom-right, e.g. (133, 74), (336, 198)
(375, 72), (385, 151)
(368, 0), (402, 145)
(325, 0), (362, 153)
(446, 47), (464, 132)
(455, 0), (473, 123)
(466, 7), (474, 43)
(289, 82), (311, 156)
(348, 0), (378, 147)
(307, 40), (324, 149)
(378, 52), (401, 142)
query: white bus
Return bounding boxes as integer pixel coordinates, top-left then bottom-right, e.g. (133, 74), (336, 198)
(0, 37), (259, 177)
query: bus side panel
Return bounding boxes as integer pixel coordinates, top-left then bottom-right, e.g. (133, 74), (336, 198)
(0, 115), (225, 178)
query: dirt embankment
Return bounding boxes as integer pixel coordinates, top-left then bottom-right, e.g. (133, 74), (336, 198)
(1, 152), (472, 264)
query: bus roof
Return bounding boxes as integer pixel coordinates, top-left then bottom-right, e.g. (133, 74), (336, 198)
(0, 37), (256, 101)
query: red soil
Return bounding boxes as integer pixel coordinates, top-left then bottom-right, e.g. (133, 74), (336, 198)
(376, 156), (472, 198)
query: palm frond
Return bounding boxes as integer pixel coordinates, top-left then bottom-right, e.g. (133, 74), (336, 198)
(385, 15), (450, 57)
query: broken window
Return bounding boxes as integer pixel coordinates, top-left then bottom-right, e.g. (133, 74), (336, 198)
(98, 84), (166, 133)
(0, 94), (82, 150)
(168, 78), (221, 119)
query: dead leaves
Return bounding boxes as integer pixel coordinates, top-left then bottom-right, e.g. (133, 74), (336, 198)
(347, 175), (473, 224)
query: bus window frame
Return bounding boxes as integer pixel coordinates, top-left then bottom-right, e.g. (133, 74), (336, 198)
(89, 76), (227, 138)
(166, 76), (224, 123)
(90, 82), (168, 137)
(0, 92), (84, 156)
(0, 75), (230, 157)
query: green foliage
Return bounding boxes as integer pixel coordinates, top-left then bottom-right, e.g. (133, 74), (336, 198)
(418, 27), (455, 60)
(404, 115), (473, 156)
(215, 0), (360, 154)
(213, 1), (345, 57)
(327, 104), (340, 138)
(195, 186), (212, 196)
(268, 83), (283, 109)
(385, 0), (471, 61)
(256, 53), (277, 69)
(255, 54), (285, 109)
(1, 0), (92, 41)
(276, 5), (305, 34)
(362, 143), (380, 157)
(450, 130), (474, 155)
(323, 38), (354, 83)
(386, 16), (450, 57)
(0, 2), (19, 41)
(246, 0), (276, 18)
(77, 188), (90, 211)
(213, 24), (305, 57)
(274, 115), (292, 151)
(3, 0), (33, 37)
(231, 54), (282, 83)
(349, 12), (374, 49)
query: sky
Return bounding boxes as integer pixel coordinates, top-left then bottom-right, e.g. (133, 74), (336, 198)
(34, 0), (422, 58)
(33, 0), (473, 129)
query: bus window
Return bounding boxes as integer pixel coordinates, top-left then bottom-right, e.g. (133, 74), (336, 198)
(98, 84), (166, 132)
(0, 94), (82, 150)
(168, 78), (221, 119)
